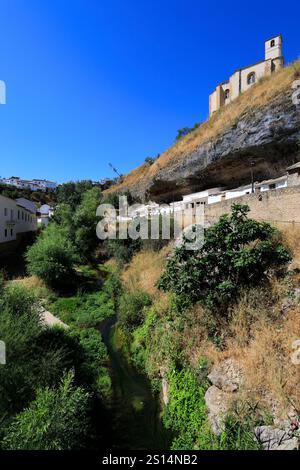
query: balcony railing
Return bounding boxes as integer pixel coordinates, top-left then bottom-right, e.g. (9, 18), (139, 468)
(5, 219), (17, 226)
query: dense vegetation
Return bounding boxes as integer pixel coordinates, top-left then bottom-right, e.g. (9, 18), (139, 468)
(1, 179), (296, 451)
(111, 204), (293, 450)
(0, 184), (57, 206)
(159, 204), (291, 311)
(0, 277), (113, 449)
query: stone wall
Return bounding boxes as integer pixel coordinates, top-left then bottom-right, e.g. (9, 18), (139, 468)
(204, 186), (300, 226)
(0, 232), (36, 257)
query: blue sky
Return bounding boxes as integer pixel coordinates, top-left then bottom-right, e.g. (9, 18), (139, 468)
(0, 0), (299, 183)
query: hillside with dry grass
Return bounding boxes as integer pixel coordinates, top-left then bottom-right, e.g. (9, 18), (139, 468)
(106, 59), (300, 202)
(115, 208), (300, 450)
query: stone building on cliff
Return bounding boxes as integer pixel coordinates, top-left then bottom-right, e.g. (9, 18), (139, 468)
(209, 35), (284, 117)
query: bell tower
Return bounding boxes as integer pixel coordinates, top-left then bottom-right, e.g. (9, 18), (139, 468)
(265, 35), (283, 61)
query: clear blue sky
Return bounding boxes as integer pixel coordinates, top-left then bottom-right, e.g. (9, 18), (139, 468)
(0, 0), (299, 183)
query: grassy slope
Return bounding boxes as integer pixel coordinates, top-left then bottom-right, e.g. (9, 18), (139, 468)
(120, 225), (300, 432)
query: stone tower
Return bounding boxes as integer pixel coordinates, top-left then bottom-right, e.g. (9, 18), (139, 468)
(265, 35), (284, 72)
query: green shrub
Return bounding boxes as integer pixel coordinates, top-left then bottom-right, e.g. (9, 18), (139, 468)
(159, 204), (291, 311)
(75, 328), (112, 400)
(119, 291), (152, 332)
(0, 286), (86, 430)
(106, 237), (142, 265)
(50, 290), (115, 328)
(2, 371), (90, 450)
(163, 367), (216, 450)
(131, 307), (158, 371)
(102, 269), (123, 310)
(219, 412), (261, 450)
(26, 224), (78, 290)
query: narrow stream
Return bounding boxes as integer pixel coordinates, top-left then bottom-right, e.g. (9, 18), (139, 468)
(101, 315), (170, 450)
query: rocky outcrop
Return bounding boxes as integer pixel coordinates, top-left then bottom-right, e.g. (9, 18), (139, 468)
(207, 358), (243, 393)
(204, 385), (232, 435)
(205, 359), (300, 450)
(205, 359), (243, 435)
(255, 426), (299, 450)
(159, 367), (169, 406)
(114, 88), (300, 203)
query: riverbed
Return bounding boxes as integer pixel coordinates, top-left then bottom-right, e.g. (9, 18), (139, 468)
(101, 316), (170, 450)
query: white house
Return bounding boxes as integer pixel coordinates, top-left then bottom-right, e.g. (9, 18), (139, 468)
(0, 195), (37, 246)
(183, 188), (224, 208)
(255, 175), (288, 192)
(0, 176), (57, 192)
(225, 184), (253, 200)
(37, 204), (54, 227)
(30, 179), (57, 191)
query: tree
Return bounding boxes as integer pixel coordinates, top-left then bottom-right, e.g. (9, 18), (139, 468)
(57, 180), (95, 210)
(2, 371), (90, 450)
(73, 187), (101, 260)
(144, 156), (156, 165)
(175, 123), (201, 142)
(158, 204), (291, 311)
(26, 223), (78, 290)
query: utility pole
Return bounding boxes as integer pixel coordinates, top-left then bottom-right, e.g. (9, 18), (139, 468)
(108, 163), (122, 179)
(249, 160), (255, 193)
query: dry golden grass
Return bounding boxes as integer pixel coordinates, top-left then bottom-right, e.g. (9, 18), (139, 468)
(278, 223), (300, 270)
(238, 307), (300, 419)
(122, 246), (170, 296)
(179, 279), (300, 418)
(106, 59), (300, 195)
(10, 275), (51, 300)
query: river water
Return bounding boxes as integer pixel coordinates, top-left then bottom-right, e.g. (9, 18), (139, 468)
(101, 315), (171, 450)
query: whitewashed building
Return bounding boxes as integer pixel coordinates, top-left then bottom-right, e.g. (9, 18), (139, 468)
(37, 204), (54, 227)
(225, 184), (253, 200)
(0, 195), (37, 246)
(183, 188), (224, 208)
(0, 176), (57, 192)
(255, 175), (287, 192)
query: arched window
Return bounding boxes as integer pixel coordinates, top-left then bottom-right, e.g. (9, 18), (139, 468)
(247, 72), (256, 85)
(270, 39), (275, 47)
(224, 89), (230, 99)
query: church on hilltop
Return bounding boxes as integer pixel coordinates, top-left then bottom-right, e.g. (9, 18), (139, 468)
(209, 35), (284, 117)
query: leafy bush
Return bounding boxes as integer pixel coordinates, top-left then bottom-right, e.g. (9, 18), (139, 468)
(175, 123), (201, 141)
(119, 291), (152, 332)
(159, 204), (291, 311)
(106, 237), (142, 265)
(26, 224), (78, 290)
(163, 367), (215, 450)
(2, 371), (90, 450)
(144, 156), (156, 165)
(50, 290), (115, 327)
(0, 285), (86, 430)
(75, 328), (112, 400)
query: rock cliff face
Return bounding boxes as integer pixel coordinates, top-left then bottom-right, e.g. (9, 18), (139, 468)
(118, 88), (300, 203)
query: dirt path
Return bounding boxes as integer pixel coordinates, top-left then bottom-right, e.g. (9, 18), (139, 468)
(39, 306), (68, 329)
